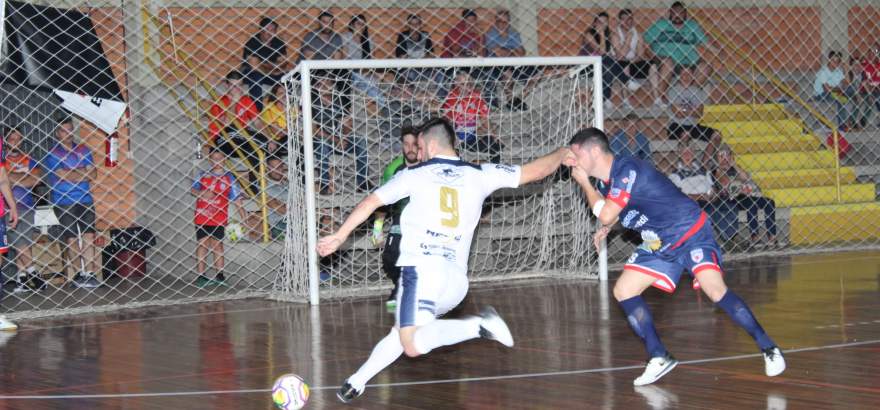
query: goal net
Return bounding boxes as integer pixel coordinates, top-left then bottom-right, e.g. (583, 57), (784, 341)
(277, 57), (605, 303)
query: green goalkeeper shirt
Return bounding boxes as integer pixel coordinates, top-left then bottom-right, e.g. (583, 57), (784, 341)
(381, 156), (410, 234)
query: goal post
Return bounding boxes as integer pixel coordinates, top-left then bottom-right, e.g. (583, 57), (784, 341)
(279, 56), (606, 305)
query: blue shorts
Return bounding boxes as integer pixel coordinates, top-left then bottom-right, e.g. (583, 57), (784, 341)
(623, 214), (723, 293)
(0, 217), (8, 254)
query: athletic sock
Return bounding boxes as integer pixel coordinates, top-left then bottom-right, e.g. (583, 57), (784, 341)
(412, 317), (482, 355)
(348, 327), (405, 391)
(619, 295), (668, 358)
(716, 290), (775, 350)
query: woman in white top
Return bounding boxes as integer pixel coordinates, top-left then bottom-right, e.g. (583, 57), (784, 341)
(611, 9), (664, 108)
(340, 15), (387, 109)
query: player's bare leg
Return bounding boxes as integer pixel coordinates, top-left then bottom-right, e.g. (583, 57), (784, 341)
(695, 268), (785, 376)
(614, 269), (679, 386)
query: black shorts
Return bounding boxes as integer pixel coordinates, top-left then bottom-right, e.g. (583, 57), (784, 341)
(382, 233), (402, 279)
(196, 225), (225, 240)
(667, 123), (717, 142)
(624, 60), (653, 80)
(50, 204), (96, 242)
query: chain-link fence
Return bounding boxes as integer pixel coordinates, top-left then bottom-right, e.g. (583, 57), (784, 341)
(0, 0), (878, 318)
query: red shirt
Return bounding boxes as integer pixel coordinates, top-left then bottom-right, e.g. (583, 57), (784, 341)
(209, 95), (259, 139)
(442, 21), (483, 58)
(862, 61), (880, 89)
(193, 171), (242, 226)
(442, 88), (489, 135)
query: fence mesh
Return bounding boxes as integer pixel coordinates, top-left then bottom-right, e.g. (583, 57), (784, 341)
(0, 0), (878, 318)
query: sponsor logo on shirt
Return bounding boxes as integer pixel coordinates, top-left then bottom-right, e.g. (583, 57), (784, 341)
(494, 164), (516, 173)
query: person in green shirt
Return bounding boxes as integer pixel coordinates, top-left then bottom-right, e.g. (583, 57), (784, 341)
(644, 1), (710, 101)
(372, 125), (420, 312)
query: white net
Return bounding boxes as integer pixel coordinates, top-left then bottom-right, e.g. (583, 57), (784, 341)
(276, 58), (601, 302)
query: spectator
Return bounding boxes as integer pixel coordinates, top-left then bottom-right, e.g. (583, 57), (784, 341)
(667, 144), (737, 242)
(192, 148), (247, 286)
(0, 128), (18, 331)
(579, 12), (624, 110)
(611, 8), (664, 108)
(846, 56), (871, 130)
(261, 84), (291, 156)
(813, 51), (849, 128)
(312, 78), (369, 194)
(485, 9), (535, 111)
(712, 145), (777, 247)
(666, 64), (722, 164)
(5, 127), (44, 293)
(862, 43), (880, 122)
(442, 70), (502, 163)
(442, 9), (484, 58)
(43, 118), (100, 289)
(301, 11), (343, 61)
(372, 125), (420, 312)
(209, 71), (266, 164)
(644, 2), (709, 99)
(395, 14), (434, 59)
(340, 15), (387, 110)
(246, 155), (288, 240)
(609, 115), (652, 162)
(241, 16), (288, 109)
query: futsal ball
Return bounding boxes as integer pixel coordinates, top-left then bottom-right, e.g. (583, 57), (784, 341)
(226, 222), (243, 242)
(272, 374), (310, 410)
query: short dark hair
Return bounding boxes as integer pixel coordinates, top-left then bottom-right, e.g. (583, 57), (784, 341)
(226, 70), (243, 82)
(57, 117), (74, 129)
(569, 127), (611, 154)
(671, 1), (686, 10)
(3, 125), (21, 137)
(417, 117), (456, 149)
(259, 16), (276, 29)
(619, 9), (633, 19)
(828, 50), (842, 60)
(462, 9), (477, 19)
(597, 11), (609, 20)
(266, 154), (284, 164)
(318, 11), (334, 21)
(399, 124), (417, 141)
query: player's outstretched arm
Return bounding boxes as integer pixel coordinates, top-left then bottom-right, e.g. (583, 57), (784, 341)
(317, 193), (385, 257)
(519, 147), (568, 185)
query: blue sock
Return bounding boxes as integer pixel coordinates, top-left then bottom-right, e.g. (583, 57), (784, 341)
(619, 295), (668, 358)
(717, 291), (775, 350)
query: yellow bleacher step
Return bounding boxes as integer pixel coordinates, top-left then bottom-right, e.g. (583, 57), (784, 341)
(723, 134), (821, 154)
(789, 202), (880, 245)
(702, 104), (788, 123)
(737, 151), (837, 172)
(707, 120), (804, 139)
(751, 168), (857, 189)
(763, 184), (875, 207)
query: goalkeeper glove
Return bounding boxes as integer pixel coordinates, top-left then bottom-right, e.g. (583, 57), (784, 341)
(371, 218), (384, 247)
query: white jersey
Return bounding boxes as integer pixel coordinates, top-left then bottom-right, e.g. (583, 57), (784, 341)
(374, 155), (521, 275)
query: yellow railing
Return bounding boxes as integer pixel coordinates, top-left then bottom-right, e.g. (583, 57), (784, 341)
(141, 5), (271, 242)
(694, 13), (844, 203)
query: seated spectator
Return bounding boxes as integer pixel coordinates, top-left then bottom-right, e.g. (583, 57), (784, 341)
(312, 78), (369, 194)
(246, 156), (288, 240)
(209, 71), (267, 164)
(442, 70), (502, 163)
(667, 144), (737, 243)
(4, 127), (44, 293)
(261, 84), (291, 156)
(712, 145), (777, 247)
(812, 51), (849, 128)
(609, 115), (652, 162)
(241, 16), (288, 109)
(611, 9), (663, 108)
(644, 2), (710, 100)
(862, 43), (880, 123)
(395, 13), (443, 87)
(43, 118), (101, 289)
(340, 14), (386, 110)
(485, 9), (535, 111)
(845, 56), (871, 130)
(301, 11), (343, 60)
(442, 9), (484, 58)
(579, 12), (624, 110)
(666, 64), (722, 164)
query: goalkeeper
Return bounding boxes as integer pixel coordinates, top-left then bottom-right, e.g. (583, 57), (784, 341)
(372, 125), (420, 312)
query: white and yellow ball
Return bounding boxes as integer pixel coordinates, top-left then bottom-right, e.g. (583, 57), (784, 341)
(271, 374), (309, 410)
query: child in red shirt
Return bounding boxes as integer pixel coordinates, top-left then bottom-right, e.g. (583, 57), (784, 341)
(442, 70), (503, 163)
(192, 148), (247, 286)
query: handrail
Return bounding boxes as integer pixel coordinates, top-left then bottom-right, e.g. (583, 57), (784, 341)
(693, 13), (842, 203)
(142, 4), (271, 241)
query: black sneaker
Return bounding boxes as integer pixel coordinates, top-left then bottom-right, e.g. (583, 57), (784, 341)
(70, 272), (100, 289)
(13, 276), (32, 294)
(336, 381), (363, 403)
(214, 272), (226, 285)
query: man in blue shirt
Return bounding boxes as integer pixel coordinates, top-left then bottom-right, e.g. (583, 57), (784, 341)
(43, 118), (100, 289)
(564, 127), (785, 386)
(484, 9), (535, 110)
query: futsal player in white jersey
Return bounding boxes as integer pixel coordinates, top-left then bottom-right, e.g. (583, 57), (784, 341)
(317, 117), (569, 403)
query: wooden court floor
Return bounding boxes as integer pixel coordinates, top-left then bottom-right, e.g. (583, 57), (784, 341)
(1, 250), (879, 409)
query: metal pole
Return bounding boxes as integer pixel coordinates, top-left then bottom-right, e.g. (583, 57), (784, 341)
(299, 65), (320, 305)
(593, 58), (608, 283)
(833, 128), (842, 203)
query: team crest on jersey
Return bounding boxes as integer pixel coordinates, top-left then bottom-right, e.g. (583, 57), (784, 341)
(494, 164), (516, 173)
(433, 167), (463, 183)
(690, 249), (704, 263)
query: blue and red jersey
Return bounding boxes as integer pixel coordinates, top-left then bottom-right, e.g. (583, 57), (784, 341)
(193, 171), (242, 226)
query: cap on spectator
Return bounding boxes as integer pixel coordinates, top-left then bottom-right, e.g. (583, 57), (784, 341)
(462, 9), (477, 19)
(259, 16), (276, 29)
(318, 11), (334, 20)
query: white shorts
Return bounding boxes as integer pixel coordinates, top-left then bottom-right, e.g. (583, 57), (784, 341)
(395, 265), (469, 328)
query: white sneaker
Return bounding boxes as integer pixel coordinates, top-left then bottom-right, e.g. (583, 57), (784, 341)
(634, 354), (678, 386)
(478, 306), (514, 347)
(763, 347), (786, 377)
(0, 316), (18, 331)
(627, 79), (643, 91)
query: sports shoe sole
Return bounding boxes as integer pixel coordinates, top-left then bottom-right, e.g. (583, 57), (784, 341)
(633, 359), (678, 386)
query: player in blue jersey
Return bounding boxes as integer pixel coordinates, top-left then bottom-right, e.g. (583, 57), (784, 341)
(564, 127), (785, 386)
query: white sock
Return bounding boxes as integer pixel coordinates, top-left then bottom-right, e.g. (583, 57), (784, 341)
(26, 266), (36, 274)
(413, 317), (481, 355)
(347, 327), (404, 391)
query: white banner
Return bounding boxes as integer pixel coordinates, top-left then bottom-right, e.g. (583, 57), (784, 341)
(53, 89), (126, 134)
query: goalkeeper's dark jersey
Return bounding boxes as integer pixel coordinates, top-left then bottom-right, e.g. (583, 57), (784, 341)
(381, 156), (410, 233)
